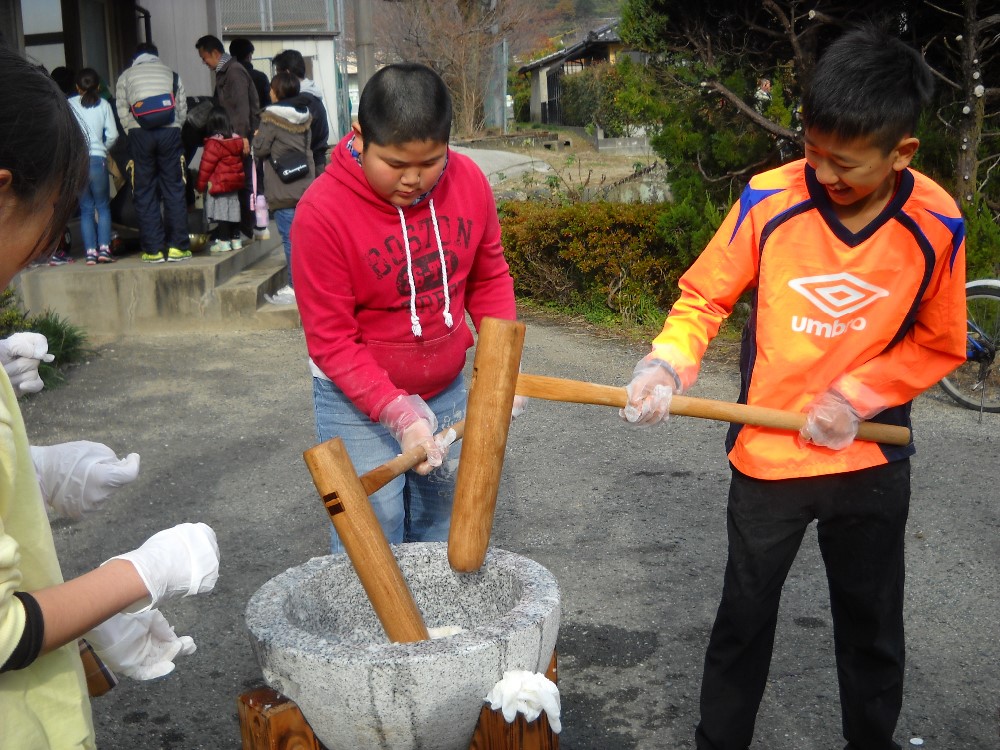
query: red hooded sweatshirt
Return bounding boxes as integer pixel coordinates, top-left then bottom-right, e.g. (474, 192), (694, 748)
(291, 134), (517, 422)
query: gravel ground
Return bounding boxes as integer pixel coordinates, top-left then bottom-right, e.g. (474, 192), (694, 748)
(19, 314), (999, 749)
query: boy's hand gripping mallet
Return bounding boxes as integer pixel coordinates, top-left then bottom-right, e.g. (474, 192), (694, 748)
(514, 373), (911, 445)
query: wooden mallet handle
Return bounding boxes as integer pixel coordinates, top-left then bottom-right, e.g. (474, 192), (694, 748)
(449, 317), (526, 573)
(359, 421), (466, 496)
(515, 373), (911, 446)
(303, 437), (430, 642)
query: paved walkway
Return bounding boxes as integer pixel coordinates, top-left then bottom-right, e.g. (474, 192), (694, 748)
(22, 317), (999, 749)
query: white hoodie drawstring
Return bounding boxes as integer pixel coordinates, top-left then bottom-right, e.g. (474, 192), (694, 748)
(396, 200), (453, 338)
(429, 200), (454, 328)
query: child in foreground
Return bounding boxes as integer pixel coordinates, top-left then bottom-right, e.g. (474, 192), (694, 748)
(0, 47), (220, 748)
(621, 25), (966, 750)
(291, 62), (523, 554)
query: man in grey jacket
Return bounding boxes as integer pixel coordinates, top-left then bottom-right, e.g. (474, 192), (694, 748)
(115, 42), (191, 263)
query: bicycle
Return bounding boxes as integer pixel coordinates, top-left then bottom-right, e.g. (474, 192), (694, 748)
(938, 278), (1000, 418)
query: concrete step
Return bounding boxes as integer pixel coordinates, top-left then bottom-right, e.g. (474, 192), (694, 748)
(215, 246), (301, 330)
(12, 233), (301, 341)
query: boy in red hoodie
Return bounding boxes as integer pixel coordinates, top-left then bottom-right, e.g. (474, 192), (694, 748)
(292, 63), (521, 554)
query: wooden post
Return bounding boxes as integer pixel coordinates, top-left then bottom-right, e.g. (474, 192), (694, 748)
(238, 688), (324, 750)
(448, 317), (526, 573)
(303, 437), (430, 643)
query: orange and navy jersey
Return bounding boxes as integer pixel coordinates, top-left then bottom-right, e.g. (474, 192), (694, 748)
(652, 159), (966, 480)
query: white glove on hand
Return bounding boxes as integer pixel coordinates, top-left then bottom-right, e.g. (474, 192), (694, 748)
(0, 332), (54, 397)
(379, 394), (445, 475)
(620, 357), (680, 425)
(511, 395), (528, 422)
(485, 670), (562, 733)
(107, 522), (220, 614)
(30, 441), (141, 519)
(86, 609), (196, 680)
(799, 390), (861, 450)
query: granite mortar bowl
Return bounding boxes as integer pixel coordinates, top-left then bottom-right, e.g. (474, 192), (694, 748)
(245, 542), (561, 750)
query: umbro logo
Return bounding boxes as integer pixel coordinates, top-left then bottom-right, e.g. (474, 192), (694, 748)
(787, 273), (889, 318)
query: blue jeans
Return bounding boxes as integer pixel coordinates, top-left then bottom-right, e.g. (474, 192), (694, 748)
(274, 208), (295, 288)
(79, 156), (112, 249)
(313, 374), (466, 554)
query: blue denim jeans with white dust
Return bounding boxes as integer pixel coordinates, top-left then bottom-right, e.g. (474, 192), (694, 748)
(312, 374), (466, 554)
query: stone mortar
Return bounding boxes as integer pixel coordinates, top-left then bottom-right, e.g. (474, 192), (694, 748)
(245, 542), (561, 750)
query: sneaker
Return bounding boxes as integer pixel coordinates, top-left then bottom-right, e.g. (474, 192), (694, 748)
(97, 246), (115, 263)
(230, 238), (243, 250)
(265, 285), (296, 305)
(253, 227), (270, 240)
(141, 250), (165, 263)
(85, 249), (98, 265)
(209, 240), (231, 254)
(167, 247), (193, 262)
(48, 249), (74, 266)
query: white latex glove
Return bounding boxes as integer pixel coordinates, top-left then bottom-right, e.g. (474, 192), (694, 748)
(799, 390), (861, 450)
(0, 332), (54, 397)
(511, 395), (528, 422)
(85, 609), (196, 680)
(485, 670), (562, 733)
(378, 394), (445, 475)
(30, 441), (141, 519)
(106, 522), (220, 614)
(620, 357), (680, 425)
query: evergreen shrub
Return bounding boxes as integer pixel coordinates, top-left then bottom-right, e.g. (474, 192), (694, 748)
(499, 197), (725, 327)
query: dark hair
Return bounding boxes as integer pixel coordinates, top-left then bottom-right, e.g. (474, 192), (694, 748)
(49, 66), (75, 95)
(229, 38), (254, 61)
(270, 71), (300, 102)
(195, 35), (224, 54)
(76, 67), (102, 108)
(134, 41), (158, 57)
(357, 63), (452, 148)
(272, 49), (306, 79)
(205, 105), (234, 137)
(0, 47), (88, 256)
(801, 24), (934, 154)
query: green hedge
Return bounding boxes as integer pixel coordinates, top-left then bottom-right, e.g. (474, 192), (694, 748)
(498, 198), (723, 328)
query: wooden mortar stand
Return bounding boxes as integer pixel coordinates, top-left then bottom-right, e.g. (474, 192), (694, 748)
(448, 316), (526, 573)
(238, 651), (560, 750)
(303, 437), (429, 643)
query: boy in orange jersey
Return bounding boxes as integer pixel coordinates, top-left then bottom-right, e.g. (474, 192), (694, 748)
(621, 25), (966, 750)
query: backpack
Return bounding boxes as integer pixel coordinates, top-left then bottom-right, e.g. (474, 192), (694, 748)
(130, 72), (179, 129)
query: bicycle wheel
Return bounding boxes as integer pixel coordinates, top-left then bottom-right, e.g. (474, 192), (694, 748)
(939, 283), (1000, 412)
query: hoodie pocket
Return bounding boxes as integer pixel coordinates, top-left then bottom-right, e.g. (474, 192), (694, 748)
(366, 323), (474, 397)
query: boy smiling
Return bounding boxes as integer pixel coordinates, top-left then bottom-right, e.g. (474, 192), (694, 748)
(621, 24), (967, 750)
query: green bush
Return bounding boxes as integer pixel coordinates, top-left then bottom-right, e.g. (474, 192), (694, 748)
(0, 288), (91, 389)
(963, 197), (1000, 280)
(499, 197), (725, 331)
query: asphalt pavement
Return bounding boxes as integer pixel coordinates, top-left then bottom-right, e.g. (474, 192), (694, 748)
(20, 315), (999, 749)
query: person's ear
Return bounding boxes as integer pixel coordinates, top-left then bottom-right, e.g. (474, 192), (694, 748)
(892, 137), (919, 171)
(351, 121), (364, 153)
(0, 169), (13, 198)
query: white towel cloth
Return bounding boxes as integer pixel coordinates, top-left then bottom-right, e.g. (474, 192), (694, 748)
(485, 670), (561, 733)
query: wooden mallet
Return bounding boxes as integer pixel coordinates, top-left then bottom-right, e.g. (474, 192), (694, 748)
(514, 373), (911, 445)
(303, 437), (430, 643)
(448, 316), (526, 573)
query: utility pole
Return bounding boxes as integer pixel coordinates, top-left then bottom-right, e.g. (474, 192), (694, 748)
(355, 0), (375, 96)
